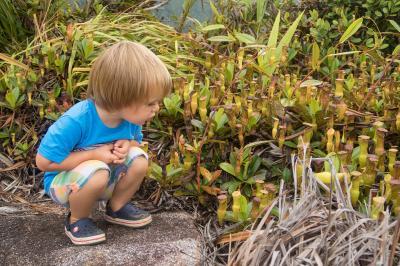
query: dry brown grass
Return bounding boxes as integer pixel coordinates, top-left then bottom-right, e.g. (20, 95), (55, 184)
(216, 148), (400, 266)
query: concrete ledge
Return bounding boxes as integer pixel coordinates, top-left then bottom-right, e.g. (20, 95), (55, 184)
(0, 204), (201, 265)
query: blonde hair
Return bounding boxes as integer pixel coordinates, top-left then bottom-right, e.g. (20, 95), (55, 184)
(87, 41), (172, 111)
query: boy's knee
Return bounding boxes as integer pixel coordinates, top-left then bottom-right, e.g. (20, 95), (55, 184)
(90, 169), (110, 189)
(128, 157), (148, 176)
(78, 160), (110, 190)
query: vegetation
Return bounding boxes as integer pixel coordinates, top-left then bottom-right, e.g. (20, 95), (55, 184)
(1, 0), (400, 264)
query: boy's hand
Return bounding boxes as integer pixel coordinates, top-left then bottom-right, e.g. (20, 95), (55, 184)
(112, 139), (130, 164)
(92, 144), (119, 164)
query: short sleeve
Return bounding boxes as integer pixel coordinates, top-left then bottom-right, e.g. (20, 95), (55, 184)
(132, 125), (143, 143)
(38, 115), (82, 164)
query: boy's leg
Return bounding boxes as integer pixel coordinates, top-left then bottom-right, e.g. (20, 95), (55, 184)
(49, 160), (111, 245)
(69, 169), (109, 223)
(105, 147), (151, 227)
(108, 156), (148, 211)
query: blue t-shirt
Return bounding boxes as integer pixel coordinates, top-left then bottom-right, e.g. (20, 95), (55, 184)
(38, 99), (143, 194)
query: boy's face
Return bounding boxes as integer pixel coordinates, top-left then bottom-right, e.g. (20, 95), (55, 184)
(119, 91), (163, 125)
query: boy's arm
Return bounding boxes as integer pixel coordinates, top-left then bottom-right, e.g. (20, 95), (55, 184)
(130, 140), (140, 147)
(36, 150), (95, 172)
(36, 143), (118, 172)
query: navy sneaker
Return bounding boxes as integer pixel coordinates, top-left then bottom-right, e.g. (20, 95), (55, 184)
(105, 202), (152, 228)
(64, 213), (106, 245)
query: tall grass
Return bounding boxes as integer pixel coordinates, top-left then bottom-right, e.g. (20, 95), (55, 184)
(0, 0), (28, 52)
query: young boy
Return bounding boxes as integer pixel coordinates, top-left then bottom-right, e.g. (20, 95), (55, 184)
(36, 41), (172, 245)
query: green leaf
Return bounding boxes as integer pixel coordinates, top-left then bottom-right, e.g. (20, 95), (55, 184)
(220, 162), (236, 177)
(284, 141), (297, 148)
(282, 167), (292, 183)
(277, 11), (304, 56)
(225, 61), (235, 83)
(324, 153), (340, 172)
(256, 0), (267, 23)
(166, 166), (183, 178)
(214, 108), (228, 131)
(248, 156), (261, 177)
(5, 87), (19, 109)
(311, 42), (320, 70)
(389, 20), (400, 33)
(149, 162), (163, 179)
(208, 35), (235, 42)
(191, 119), (204, 131)
(209, 0), (220, 17)
(308, 99), (322, 116)
(202, 24), (225, 32)
(313, 149), (326, 157)
(0, 132), (8, 139)
(234, 32), (256, 44)
(267, 10), (280, 48)
(221, 180), (240, 194)
(351, 146), (361, 165)
(299, 79), (322, 88)
(393, 45), (400, 56)
(239, 195), (249, 221)
(339, 18), (363, 44)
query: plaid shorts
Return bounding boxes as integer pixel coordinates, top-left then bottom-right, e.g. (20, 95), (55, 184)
(48, 147), (148, 206)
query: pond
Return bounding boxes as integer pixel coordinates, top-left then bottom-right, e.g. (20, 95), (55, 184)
(73, 0), (212, 30)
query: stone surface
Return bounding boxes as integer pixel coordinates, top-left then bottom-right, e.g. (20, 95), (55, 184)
(0, 203), (201, 266)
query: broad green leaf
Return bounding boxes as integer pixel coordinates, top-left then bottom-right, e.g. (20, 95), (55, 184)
(389, 20), (400, 33)
(277, 11), (304, 56)
(256, 0), (267, 23)
(208, 35), (235, 42)
(339, 18), (363, 44)
(5, 88), (19, 109)
(221, 180), (240, 194)
(191, 119), (204, 131)
(220, 162), (236, 177)
(324, 153), (340, 172)
(209, 0), (220, 17)
(225, 61), (235, 83)
(311, 42), (320, 70)
(202, 24), (225, 32)
(299, 79), (322, 88)
(267, 10), (280, 48)
(393, 45), (400, 56)
(214, 108), (228, 131)
(351, 146), (361, 165)
(167, 167), (183, 178)
(248, 156), (261, 176)
(235, 32), (256, 44)
(284, 141), (297, 148)
(308, 99), (321, 116)
(150, 162), (162, 179)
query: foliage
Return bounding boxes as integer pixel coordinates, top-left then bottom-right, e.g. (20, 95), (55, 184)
(0, 0), (399, 229)
(295, 0), (400, 54)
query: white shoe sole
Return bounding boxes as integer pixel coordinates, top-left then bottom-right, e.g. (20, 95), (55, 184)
(65, 227), (106, 245)
(104, 215), (152, 228)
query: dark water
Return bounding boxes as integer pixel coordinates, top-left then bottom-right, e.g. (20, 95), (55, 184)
(151, 0), (212, 30)
(73, 0), (212, 30)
